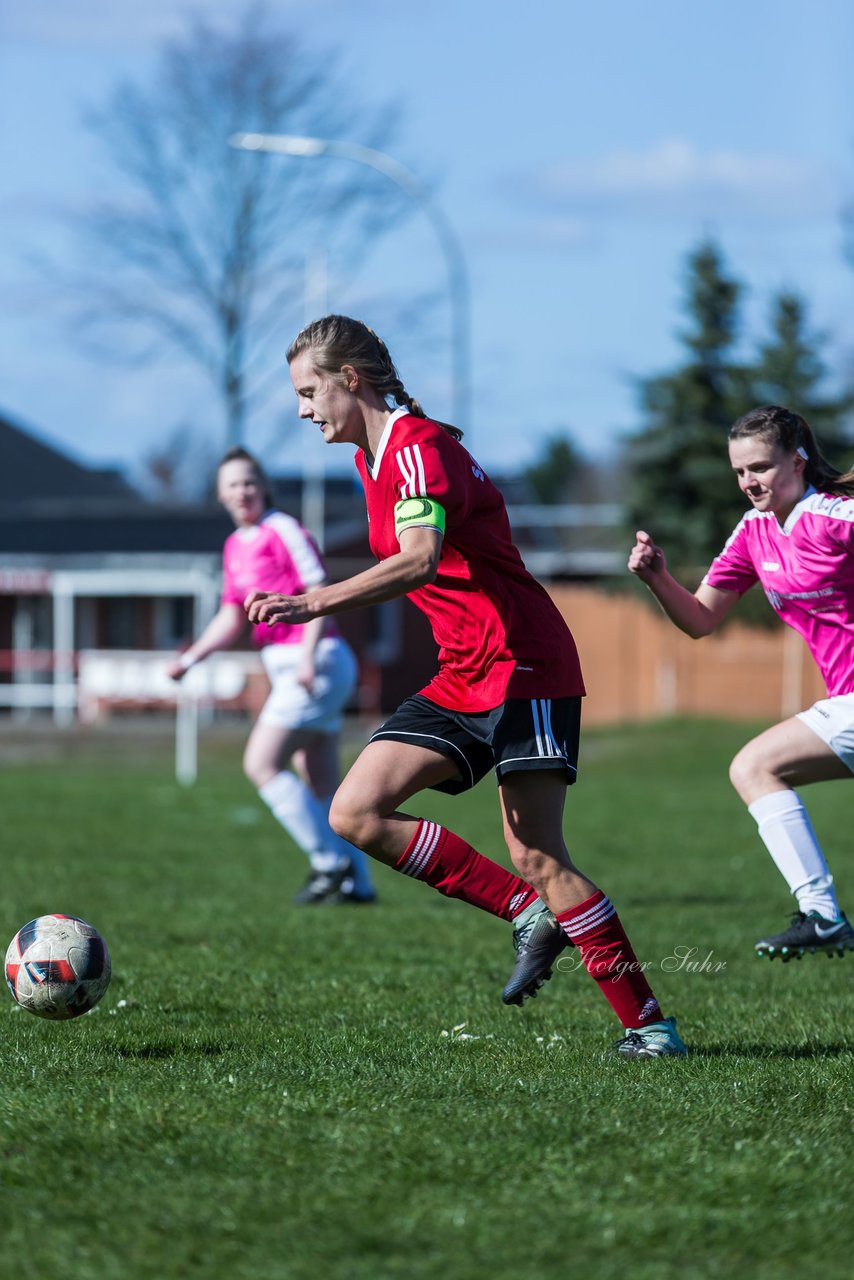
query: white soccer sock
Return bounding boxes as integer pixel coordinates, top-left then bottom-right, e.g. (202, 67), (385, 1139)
(317, 794), (375, 897)
(258, 772), (348, 872)
(748, 790), (841, 920)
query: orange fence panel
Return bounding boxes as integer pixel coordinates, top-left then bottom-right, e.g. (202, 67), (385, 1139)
(547, 586), (826, 726)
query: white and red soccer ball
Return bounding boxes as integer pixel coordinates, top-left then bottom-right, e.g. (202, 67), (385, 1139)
(5, 914), (111, 1019)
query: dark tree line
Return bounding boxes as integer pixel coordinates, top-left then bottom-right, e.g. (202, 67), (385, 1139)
(519, 238), (852, 620)
(623, 239), (852, 579)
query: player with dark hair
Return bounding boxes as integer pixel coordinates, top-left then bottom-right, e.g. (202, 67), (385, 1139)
(245, 314), (687, 1058)
(630, 404), (854, 960)
(168, 446), (375, 905)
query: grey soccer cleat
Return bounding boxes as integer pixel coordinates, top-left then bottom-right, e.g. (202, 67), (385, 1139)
(293, 862), (353, 905)
(613, 1016), (688, 1059)
(335, 884), (378, 905)
(755, 911), (854, 961)
(502, 902), (571, 1005)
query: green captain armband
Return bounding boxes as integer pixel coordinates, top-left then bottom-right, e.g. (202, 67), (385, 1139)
(394, 497), (446, 541)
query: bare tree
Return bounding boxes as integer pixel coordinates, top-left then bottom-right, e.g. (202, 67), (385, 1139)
(70, 6), (410, 450)
(139, 423), (218, 503)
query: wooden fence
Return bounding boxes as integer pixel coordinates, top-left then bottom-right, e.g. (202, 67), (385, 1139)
(547, 586), (826, 726)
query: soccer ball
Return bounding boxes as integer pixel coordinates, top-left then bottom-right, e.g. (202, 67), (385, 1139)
(5, 914), (111, 1019)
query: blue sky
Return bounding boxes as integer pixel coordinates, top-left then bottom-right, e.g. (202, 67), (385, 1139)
(2, 0), (853, 488)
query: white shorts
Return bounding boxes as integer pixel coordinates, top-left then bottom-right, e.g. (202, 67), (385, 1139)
(796, 694), (854, 775)
(258, 636), (357, 733)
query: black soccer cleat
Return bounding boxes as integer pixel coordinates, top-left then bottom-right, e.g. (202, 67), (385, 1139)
(754, 910), (854, 961)
(502, 903), (572, 1005)
(293, 862), (353, 906)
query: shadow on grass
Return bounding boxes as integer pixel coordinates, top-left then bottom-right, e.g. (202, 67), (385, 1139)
(623, 895), (748, 907)
(689, 1042), (852, 1060)
(112, 1041), (232, 1060)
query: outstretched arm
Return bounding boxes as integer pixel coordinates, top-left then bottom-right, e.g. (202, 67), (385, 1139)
(628, 530), (737, 638)
(245, 525), (443, 627)
(166, 603), (248, 680)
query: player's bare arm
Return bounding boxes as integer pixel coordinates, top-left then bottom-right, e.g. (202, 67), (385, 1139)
(245, 524), (443, 627)
(628, 529), (667, 580)
(629, 529), (737, 638)
(166, 602), (248, 679)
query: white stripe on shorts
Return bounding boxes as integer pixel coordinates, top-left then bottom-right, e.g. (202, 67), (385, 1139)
(531, 699), (561, 757)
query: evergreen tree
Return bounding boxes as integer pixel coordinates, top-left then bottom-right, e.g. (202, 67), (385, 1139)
(523, 432), (586, 504)
(751, 291), (852, 466)
(624, 240), (750, 576)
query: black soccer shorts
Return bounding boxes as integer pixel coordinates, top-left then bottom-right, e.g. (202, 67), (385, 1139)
(369, 693), (581, 794)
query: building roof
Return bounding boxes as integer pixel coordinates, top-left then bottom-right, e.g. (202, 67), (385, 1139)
(0, 410), (622, 576)
(0, 503), (233, 555)
(0, 410), (367, 556)
(0, 411), (140, 505)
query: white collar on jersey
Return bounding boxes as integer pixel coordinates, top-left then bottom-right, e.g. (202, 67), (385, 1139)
(234, 509), (276, 540)
(367, 407), (410, 478)
(234, 523), (261, 540)
(780, 485), (816, 535)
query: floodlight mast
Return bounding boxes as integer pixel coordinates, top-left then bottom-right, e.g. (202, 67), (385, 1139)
(230, 131), (471, 436)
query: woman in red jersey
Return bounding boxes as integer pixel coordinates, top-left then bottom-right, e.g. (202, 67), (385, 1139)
(246, 315), (686, 1057)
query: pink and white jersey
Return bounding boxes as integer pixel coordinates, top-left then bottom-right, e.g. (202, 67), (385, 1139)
(221, 510), (328, 648)
(703, 487), (854, 695)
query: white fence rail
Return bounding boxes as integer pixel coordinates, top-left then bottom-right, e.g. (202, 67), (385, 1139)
(0, 650), (265, 787)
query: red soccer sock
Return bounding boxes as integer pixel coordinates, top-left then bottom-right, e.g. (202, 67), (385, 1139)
(556, 889), (662, 1028)
(395, 820), (538, 921)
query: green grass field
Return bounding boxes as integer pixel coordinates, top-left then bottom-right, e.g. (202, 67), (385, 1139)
(1, 717), (852, 1280)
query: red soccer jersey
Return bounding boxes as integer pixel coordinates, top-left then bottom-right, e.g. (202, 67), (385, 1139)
(354, 410), (585, 712)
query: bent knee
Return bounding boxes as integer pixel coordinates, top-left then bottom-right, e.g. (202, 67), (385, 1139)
(729, 744), (779, 799)
(243, 751), (271, 789)
(728, 747), (754, 795)
(329, 789), (379, 849)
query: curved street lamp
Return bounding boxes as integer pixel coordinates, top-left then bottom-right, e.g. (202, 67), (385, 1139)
(229, 131), (471, 435)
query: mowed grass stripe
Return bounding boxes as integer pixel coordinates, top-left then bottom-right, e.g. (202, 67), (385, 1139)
(0, 719), (851, 1280)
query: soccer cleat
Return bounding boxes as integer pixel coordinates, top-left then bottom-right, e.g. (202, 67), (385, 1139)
(613, 1016), (687, 1059)
(293, 862), (353, 905)
(754, 911), (854, 961)
(335, 885), (378, 905)
(502, 903), (570, 1005)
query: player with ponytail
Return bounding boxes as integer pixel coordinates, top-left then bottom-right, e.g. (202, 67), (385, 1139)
(244, 314), (687, 1058)
(168, 445), (375, 906)
(630, 405), (854, 961)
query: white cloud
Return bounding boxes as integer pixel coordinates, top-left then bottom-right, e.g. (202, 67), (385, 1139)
(2, 0), (368, 51)
(3, 1), (285, 50)
(475, 216), (594, 256)
(514, 138), (839, 222)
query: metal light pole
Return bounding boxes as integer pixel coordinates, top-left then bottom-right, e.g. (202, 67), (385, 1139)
(229, 131), (471, 436)
(301, 244), (329, 547)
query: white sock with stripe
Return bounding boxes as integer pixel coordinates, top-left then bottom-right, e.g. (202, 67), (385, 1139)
(748, 790), (840, 920)
(258, 772), (348, 872)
